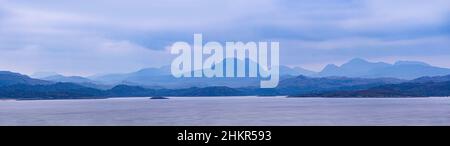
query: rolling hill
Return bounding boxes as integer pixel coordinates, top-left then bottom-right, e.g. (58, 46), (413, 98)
(0, 71), (51, 86)
(316, 58), (450, 79)
(291, 81), (450, 97)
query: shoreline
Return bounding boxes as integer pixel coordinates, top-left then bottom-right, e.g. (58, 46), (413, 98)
(1, 96), (448, 101)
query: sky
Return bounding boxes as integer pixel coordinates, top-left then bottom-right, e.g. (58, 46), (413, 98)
(0, 0), (449, 76)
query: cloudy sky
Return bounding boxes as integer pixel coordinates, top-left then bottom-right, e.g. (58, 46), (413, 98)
(0, 0), (449, 76)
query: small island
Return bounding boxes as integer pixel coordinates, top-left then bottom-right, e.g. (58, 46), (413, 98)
(150, 96), (169, 100)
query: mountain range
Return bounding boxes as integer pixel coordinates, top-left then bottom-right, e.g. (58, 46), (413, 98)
(276, 75), (405, 95)
(0, 71), (51, 86)
(86, 58), (450, 88)
(86, 58), (316, 88)
(1, 58), (450, 99)
(316, 58), (450, 79)
(291, 76), (450, 97)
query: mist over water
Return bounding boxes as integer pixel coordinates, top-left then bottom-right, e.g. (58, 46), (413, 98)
(1, 97), (450, 126)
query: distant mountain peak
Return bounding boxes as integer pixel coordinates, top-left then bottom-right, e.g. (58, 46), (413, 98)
(42, 74), (94, 84)
(31, 71), (59, 79)
(292, 67), (317, 76)
(394, 61), (430, 66)
(0, 71), (19, 75)
(0, 71), (51, 86)
(347, 58), (369, 64)
(324, 64), (339, 68)
(135, 67), (169, 75)
(342, 58), (389, 68)
(317, 58), (450, 79)
(321, 64), (339, 71)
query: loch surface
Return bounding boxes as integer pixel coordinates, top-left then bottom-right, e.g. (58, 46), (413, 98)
(1, 96), (450, 126)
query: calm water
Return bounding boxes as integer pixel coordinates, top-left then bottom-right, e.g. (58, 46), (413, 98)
(1, 96), (450, 126)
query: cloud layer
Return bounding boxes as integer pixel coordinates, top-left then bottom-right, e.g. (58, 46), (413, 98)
(0, 0), (449, 74)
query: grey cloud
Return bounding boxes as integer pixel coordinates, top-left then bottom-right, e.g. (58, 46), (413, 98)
(0, 0), (449, 74)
